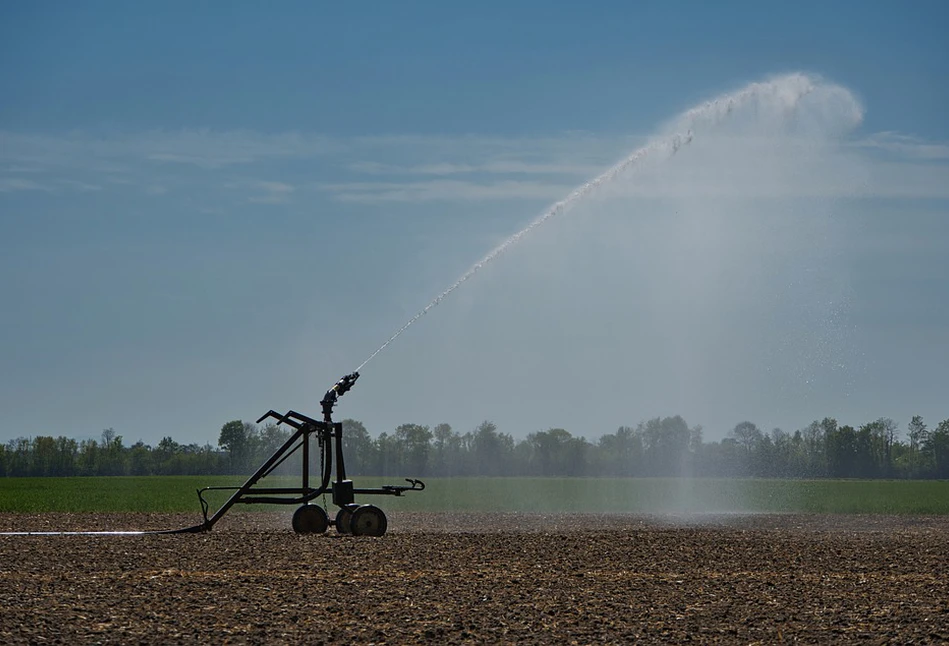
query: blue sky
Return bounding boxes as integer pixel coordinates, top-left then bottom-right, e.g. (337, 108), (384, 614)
(1, 1), (947, 446)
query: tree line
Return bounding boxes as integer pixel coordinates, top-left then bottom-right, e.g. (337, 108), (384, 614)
(1, 414), (948, 480)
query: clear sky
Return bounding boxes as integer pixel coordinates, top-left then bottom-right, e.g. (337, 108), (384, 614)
(1, 1), (947, 447)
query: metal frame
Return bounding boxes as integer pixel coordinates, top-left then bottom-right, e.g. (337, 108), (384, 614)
(171, 372), (424, 534)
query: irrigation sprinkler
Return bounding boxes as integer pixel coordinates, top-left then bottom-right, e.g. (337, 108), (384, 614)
(171, 371), (424, 536)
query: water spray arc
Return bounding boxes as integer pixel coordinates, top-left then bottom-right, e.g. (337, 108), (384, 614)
(354, 73), (824, 374)
(352, 130), (691, 374)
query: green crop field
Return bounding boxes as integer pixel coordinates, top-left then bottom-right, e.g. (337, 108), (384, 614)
(1, 476), (948, 516)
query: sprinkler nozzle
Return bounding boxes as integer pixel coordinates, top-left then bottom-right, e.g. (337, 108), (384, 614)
(320, 372), (360, 421)
(334, 372), (360, 396)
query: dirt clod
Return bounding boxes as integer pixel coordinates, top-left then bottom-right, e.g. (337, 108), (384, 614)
(2, 512), (948, 644)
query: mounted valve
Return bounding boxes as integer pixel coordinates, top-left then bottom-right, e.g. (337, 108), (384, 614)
(320, 371), (360, 421)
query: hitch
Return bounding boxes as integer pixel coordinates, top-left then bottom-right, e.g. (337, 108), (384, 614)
(382, 479), (426, 496)
(181, 372), (424, 536)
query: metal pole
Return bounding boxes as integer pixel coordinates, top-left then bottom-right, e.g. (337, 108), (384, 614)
(302, 428), (309, 492)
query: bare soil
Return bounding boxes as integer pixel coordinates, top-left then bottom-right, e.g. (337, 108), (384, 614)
(2, 512), (948, 644)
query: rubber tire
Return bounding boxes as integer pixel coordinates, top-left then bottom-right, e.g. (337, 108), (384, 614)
(350, 504), (388, 537)
(292, 504), (329, 534)
(335, 504), (358, 535)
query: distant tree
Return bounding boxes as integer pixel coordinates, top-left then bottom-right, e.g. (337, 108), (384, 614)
(55, 436), (78, 476)
(242, 422), (262, 470)
(690, 425), (704, 458)
(432, 423), (453, 452)
(598, 426), (643, 477)
(815, 418), (840, 476)
(341, 419), (374, 476)
(431, 423), (455, 475)
(527, 428), (573, 476)
(907, 415), (930, 476)
(874, 418), (899, 477)
(154, 436), (181, 475)
(99, 428), (126, 476)
(218, 420), (248, 473)
(565, 434), (591, 476)
(375, 432), (399, 477)
(470, 421), (514, 476)
(257, 423), (292, 474)
(639, 419), (663, 474)
(852, 423), (874, 478)
(731, 421), (763, 453)
(926, 419), (949, 479)
(727, 421), (762, 476)
(5, 438), (32, 476)
(395, 423), (433, 476)
(128, 441), (152, 476)
(180, 442), (220, 475)
(768, 428), (793, 477)
(798, 419), (831, 477)
(718, 438), (742, 477)
(826, 424), (857, 478)
(32, 436), (57, 477)
(637, 417), (691, 476)
(77, 439), (99, 476)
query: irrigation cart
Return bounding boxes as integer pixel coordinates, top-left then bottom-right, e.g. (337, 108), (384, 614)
(176, 372), (424, 535)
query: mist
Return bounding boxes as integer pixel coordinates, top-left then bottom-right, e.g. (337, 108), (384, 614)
(353, 73), (879, 443)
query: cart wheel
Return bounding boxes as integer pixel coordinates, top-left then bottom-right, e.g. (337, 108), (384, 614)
(350, 504), (388, 537)
(292, 504), (329, 534)
(335, 504), (358, 535)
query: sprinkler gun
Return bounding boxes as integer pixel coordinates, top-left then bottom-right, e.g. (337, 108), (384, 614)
(320, 371), (360, 422)
(173, 368), (421, 535)
(7, 366), (423, 536)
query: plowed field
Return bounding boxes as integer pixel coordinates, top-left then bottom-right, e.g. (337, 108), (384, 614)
(2, 512), (948, 644)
